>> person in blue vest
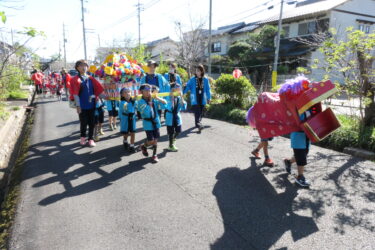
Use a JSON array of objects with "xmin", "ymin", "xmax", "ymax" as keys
[
  {"xmin": 137, "ymin": 84, "xmax": 167, "ymax": 163},
  {"xmin": 183, "ymin": 64, "xmax": 211, "ymax": 133},
  {"xmin": 164, "ymin": 62, "xmax": 182, "ymax": 85},
  {"xmin": 283, "ymin": 111, "xmax": 312, "ymax": 188},
  {"xmin": 119, "ymin": 87, "xmax": 137, "ymax": 153},
  {"xmin": 140, "ymin": 60, "xmax": 169, "ymax": 120},
  {"xmin": 165, "ymin": 83, "xmax": 187, "ymax": 152}
]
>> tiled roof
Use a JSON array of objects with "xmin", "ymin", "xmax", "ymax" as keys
[
  {"xmin": 146, "ymin": 37, "xmax": 173, "ymax": 47},
  {"xmin": 260, "ymin": 0, "xmax": 349, "ymax": 24},
  {"xmin": 232, "ymin": 23, "xmax": 260, "ymax": 34},
  {"xmin": 210, "ymin": 22, "xmax": 246, "ymax": 36}
]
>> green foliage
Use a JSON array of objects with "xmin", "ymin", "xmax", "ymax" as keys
[
  {"xmin": 318, "ymin": 115, "xmax": 375, "ymax": 152},
  {"xmin": 215, "ymin": 74, "xmax": 257, "ymax": 109},
  {"xmin": 296, "ymin": 67, "xmax": 310, "ymax": 74},
  {"xmin": 211, "ymin": 55, "xmax": 234, "ymax": 74},
  {"xmin": 156, "ymin": 61, "xmax": 189, "ymax": 83},
  {"xmin": 0, "ymin": 104, "xmax": 9, "ymax": 120},
  {"xmin": 18, "ymin": 27, "xmax": 45, "ymax": 38},
  {"xmin": 0, "ymin": 11, "xmax": 6, "ymax": 23},
  {"xmin": 8, "ymin": 90, "xmax": 28, "ymax": 99},
  {"xmin": 128, "ymin": 44, "xmax": 150, "ymax": 64},
  {"xmin": 0, "ymin": 65, "xmax": 28, "ymax": 100},
  {"xmin": 317, "ymin": 28, "xmax": 375, "ymax": 126},
  {"xmin": 206, "ymin": 103, "xmax": 247, "ymax": 125},
  {"xmin": 11, "ymin": 106, "xmax": 20, "ymax": 111},
  {"xmin": 277, "ymin": 65, "xmax": 289, "ymax": 74},
  {"xmin": 227, "ymin": 41, "xmax": 251, "ymax": 60},
  {"xmin": 247, "ymin": 25, "xmax": 279, "ymax": 53}
]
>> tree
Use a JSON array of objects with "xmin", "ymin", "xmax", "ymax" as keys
[
  {"xmin": 314, "ymin": 27, "xmax": 375, "ymax": 126},
  {"xmin": 175, "ymin": 17, "xmax": 207, "ymax": 77}
]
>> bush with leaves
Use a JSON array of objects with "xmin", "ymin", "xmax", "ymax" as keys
[
  {"xmin": 215, "ymin": 74, "xmax": 256, "ymax": 109},
  {"xmin": 156, "ymin": 63, "xmax": 189, "ymax": 83}
]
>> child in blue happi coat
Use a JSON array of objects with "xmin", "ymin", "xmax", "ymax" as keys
[
  {"xmin": 93, "ymin": 97, "xmax": 105, "ymax": 142},
  {"xmin": 106, "ymin": 99, "xmax": 119, "ymax": 130},
  {"xmin": 119, "ymin": 88, "xmax": 137, "ymax": 153},
  {"xmin": 165, "ymin": 83, "xmax": 186, "ymax": 152},
  {"xmin": 137, "ymin": 84, "xmax": 167, "ymax": 163}
]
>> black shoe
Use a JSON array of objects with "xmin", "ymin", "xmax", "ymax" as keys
[
  {"xmin": 284, "ymin": 159, "xmax": 291, "ymax": 174},
  {"xmin": 295, "ymin": 175, "xmax": 310, "ymax": 188},
  {"xmin": 123, "ymin": 141, "xmax": 129, "ymax": 150},
  {"xmin": 129, "ymin": 146, "xmax": 135, "ymax": 153},
  {"xmin": 141, "ymin": 145, "xmax": 149, "ymax": 157},
  {"xmin": 197, "ymin": 126, "xmax": 202, "ymax": 134}
]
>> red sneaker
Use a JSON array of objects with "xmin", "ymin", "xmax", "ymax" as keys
[
  {"xmin": 251, "ymin": 150, "xmax": 261, "ymax": 159},
  {"xmin": 263, "ymin": 158, "xmax": 274, "ymax": 167}
]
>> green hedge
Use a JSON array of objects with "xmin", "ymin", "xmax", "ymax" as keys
[
  {"xmin": 206, "ymin": 103, "xmax": 247, "ymax": 125},
  {"xmin": 215, "ymin": 74, "xmax": 257, "ymax": 109},
  {"xmin": 317, "ymin": 115, "xmax": 375, "ymax": 152}
]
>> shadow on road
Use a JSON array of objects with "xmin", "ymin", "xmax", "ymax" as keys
[{"xmin": 210, "ymin": 158, "xmax": 319, "ymax": 249}]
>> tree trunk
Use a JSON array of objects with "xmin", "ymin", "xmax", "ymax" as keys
[{"xmin": 357, "ymin": 51, "xmax": 374, "ymax": 126}]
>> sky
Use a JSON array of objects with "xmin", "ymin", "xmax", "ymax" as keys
[{"xmin": 0, "ymin": 0, "xmax": 292, "ymax": 63}]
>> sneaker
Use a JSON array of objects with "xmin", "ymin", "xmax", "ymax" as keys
[
  {"xmin": 123, "ymin": 141, "xmax": 129, "ymax": 150},
  {"xmin": 80, "ymin": 137, "xmax": 87, "ymax": 146},
  {"xmin": 129, "ymin": 146, "xmax": 135, "ymax": 153},
  {"xmin": 251, "ymin": 150, "xmax": 261, "ymax": 159},
  {"xmin": 141, "ymin": 145, "xmax": 149, "ymax": 157},
  {"xmin": 152, "ymin": 155, "xmax": 159, "ymax": 163},
  {"xmin": 263, "ymin": 158, "xmax": 274, "ymax": 167},
  {"xmin": 114, "ymin": 124, "xmax": 117, "ymax": 129},
  {"xmin": 88, "ymin": 140, "xmax": 96, "ymax": 147},
  {"xmin": 284, "ymin": 159, "xmax": 292, "ymax": 174},
  {"xmin": 167, "ymin": 145, "xmax": 178, "ymax": 152},
  {"xmin": 94, "ymin": 135, "xmax": 100, "ymax": 142},
  {"xmin": 110, "ymin": 124, "xmax": 114, "ymax": 131},
  {"xmin": 295, "ymin": 175, "xmax": 310, "ymax": 188},
  {"xmin": 99, "ymin": 129, "xmax": 105, "ymax": 135},
  {"xmin": 197, "ymin": 127, "xmax": 202, "ymax": 134}
]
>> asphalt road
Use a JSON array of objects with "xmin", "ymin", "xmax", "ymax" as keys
[{"xmin": 9, "ymin": 97, "xmax": 375, "ymax": 250}]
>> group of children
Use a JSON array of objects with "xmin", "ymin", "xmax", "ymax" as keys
[
  {"xmin": 91, "ymin": 82, "xmax": 186, "ymax": 163},
  {"xmin": 31, "ymin": 70, "xmax": 66, "ymax": 100}
]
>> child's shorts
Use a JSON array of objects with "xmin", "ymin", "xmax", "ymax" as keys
[
  {"xmin": 95, "ymin": 110, "xmax": 104, "ymax": 124},
  {"xmin": 108, "ymin": 110, "xmax": 118, "ymax": 117},
  {"xmin": 167, "ymin": 125, "xmax": 181, "ymax": 135},
  {"xmin": 261, "ymin": 137, "xmax": 274, "ymax": 142},
  {"xmin": 145, "ymin": 129, "xmax": 160, "ymax": 141},
  {"xmin": 293, "ymin": 148, "xmax": 309, "ymax": 166}
]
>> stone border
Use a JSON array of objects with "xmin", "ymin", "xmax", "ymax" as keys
[
  {"xmin": 0, "ymin": 91, "xmax": 35, "ymax": 201},
  {"xmin": 344, "ymin": 147, "xmax": 375, "ymax": 161}
]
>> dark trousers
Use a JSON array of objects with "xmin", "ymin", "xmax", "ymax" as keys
[
  {"xmin": 192, "ymin": 105, "xmax": 204, "ymax": 128},
  {"xmin": 79, "ymin": 109, "xmax": 95, "ymax": 140},
  {"xmin": 36, "ymin": 84, "xmax": 42, "ymax": 94}
]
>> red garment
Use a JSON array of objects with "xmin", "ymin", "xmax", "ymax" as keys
[
  {"xmin": 64, "ymin": 74, "xmax": 72, "ymax": 89},
  {"xmin": 31, "ymin": 72, "xmax": 43, "ymax": 85},
  {"xmin": 71, "ymin": 75, "xmax": 104, "ymax": 97},
  {"xmin": 252, "ymin": 92, "xmax": 300, "ymax": 139}
]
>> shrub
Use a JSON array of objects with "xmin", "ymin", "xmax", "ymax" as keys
[
  {"xmin": 156, "ymin": 63, "xmax": 189, "ymax": 83},
  {"xmin": 7, "ymin": 90, "xmax": 28, "ymax": 99},
  {"xmin": 215, "ymin": 74, "xmax": 257, "ymax": 109},
  {"xmin": 277, "ymin": 65, "xmax": 289, "ymax": 74},
  {"xmin": 206, "ymin": 103, "xmax": 247, "ymax": 125},
  {"xmin": 317, "ymin": 115, "xmax": 375, "ymax": 152}
]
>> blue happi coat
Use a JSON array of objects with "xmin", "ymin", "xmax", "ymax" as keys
[
  {"xmin": 119, "ymin": 99, "xmax": 137, "ymax": 133},
  {"xmin": 137, "ymin": 98, "xmax": 166, "ymax": 131},
  {"xmin": 165, "ymin": 96, "xmax": 187, "ymax": 127},
  {"xmin": 183, "ymin": 76, "xmax": 211, "ymax": 105}
]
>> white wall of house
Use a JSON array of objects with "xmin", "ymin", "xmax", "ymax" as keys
[
  {"xmin": 148, "ymin": 40, "xmax": 178, "ymax": 61},
  {"xmin": 204, "ymin": 35, "xmax": 231, "ymax": 57}
]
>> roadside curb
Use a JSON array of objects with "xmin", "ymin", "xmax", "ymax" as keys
[
  {"xmin": 344, "ymin": 147, "xmax": 375, "ymax": 161},
  {"xmin": 0, "ymin": 91, "xmax": 35, "ymax": 202}
]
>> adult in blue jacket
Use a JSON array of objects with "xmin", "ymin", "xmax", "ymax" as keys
[
  {"xmin": 164, "ymin": 62, "xmax": 182, "ymax": 85},
  {"xmin": 183, "ymin": 64, "xmax": 211, "ymax": 133}
]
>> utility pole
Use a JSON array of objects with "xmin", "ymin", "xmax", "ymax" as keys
[
  {"xmin": 272, "ymin": 0, "xmax": 284, "ymax": 88},
  {"xmin": 80, "ymin": 0, "xmax": 88, "ymax": 61},
  {"xmin": 63, "ymin": 23, "xmax": 67, "ymax": 68},
  {"xmin": 137, "ymin": 0, "xmax": 141, "ymax": 48},
  {"xmin": 10, "ymin": 28, "xmax": 14, "ymax": 46},
  {"xmin": 98, "ymin": 34, "xmax": 101, "ymax": 47},
  {"xmin": 208, "ymin": 0, "xmax": 212, "ymax": 75}
]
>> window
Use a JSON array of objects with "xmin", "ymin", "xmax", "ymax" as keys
[
  {"xmin": 359, "ymin": 24, "xmax": 365, "ymax": 32},
  {"xmin": 212, "ymin": 42, "xmax": 221, "ymax": 53},
  {"xmin": 298, "ymin": 23, "xmax": 308, "ymax": 35},
  {"xmin": 282, "ymin": 26, "xmax": 290, "ymax": 38},
  {"xmin": 298, "ymin": 19, "xmax": 329, "ymax": 36},
  {"xmin": 365, "ymin": 25, "xmax": 371, "ymax": 34}
]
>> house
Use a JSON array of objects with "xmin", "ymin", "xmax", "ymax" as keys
[
  {"xmin": 258, "ymin": 0, "xmax": 375, "ymax": 82},
  {"xmin": 145, "ymin": 36, "xmax": 178, "ymax": 63}
]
